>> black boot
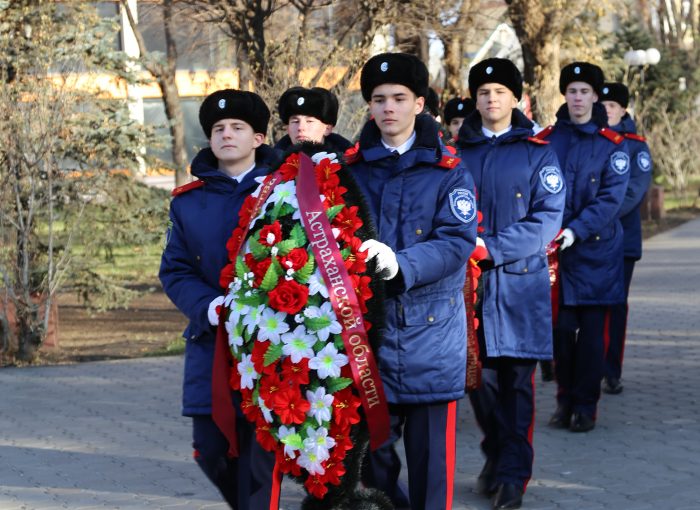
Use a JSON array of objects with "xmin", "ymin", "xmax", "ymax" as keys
[{"xmin": 492, "ymin": 482, "xmax": 523, "ymax": 509}]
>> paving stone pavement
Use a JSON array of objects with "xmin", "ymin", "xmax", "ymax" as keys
[{"xmin": 2, "ymin": 217, "xmax": 700, "ymax": 510}]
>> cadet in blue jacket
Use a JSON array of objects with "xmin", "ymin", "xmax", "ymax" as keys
[
  {"xmin": 350, "ymin": 52, "xmax": 477, "ymax": 510},
  {"xmin": 274, "ymin": 86, "xmax": 352, "ymax": 155},
  {"xmin": 456, "ymin": 58, "xmax": 565, "ymax": 510},
  {"xmin": 539, "ymin": 63, "xmax": 631, "ymax": 433},
  {"xmin": 159, "ymin": 89, "xmax": 279, "ymax": 509},
  {"xmin": 600, "ymin": 82, "xmax": 653, "ymax": 395}
]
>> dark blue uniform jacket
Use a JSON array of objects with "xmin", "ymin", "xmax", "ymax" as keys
[
  {"xmin": 348, "ymin": 114, "xmax": 477, "ymax": 404},
  {"xmin": 159, "ymin": 145, "xmax": 277, "ymax": 416},
  {"xmin": 543, "ymin": 103, "xmax": 630, "ymax": 306},
  {"xmin": 610, "ymin": 114, "xmax": 653, "ymax": 260},
  {"xmin": 456, "ymin": 109, "xmax": 565, "ymax": 359}
]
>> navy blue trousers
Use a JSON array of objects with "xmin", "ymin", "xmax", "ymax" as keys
[
  {"xmin": 605, "ymin": 258, "xmax": 636, "ymax": 380},
  {"xmin": 192, "ymin": 415, "xmax": 278, "ymax": 510},
  {"xmin": 469, "ymin": 358, "xmax": 536, "ymax": 490},
  {"xmin": 553, "ymin": 305, "xmax": 607, "ymax": 418},
  {"xmin": 362, "ymin": 401, "xmax": 458, "ymax": 510}
]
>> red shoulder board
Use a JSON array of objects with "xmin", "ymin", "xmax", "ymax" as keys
[
  {"xmin": 533, "ymin": 125, "xmax": 554, "ymax": 140},
  {"xmin": 598, "ymin": 127, "xmax": 624, "ymax": 145},
  {"xmin": 528, "ymin": 136, "xmax": 549, "ymax": 145},
  {"xmin": 624, "ymin": 133, "xmax": 646, "ymax": 142},
  {"xmin": 445, "ymin": 144, "xmax": 457, "ymax": 155},
  {"xmin": 171, "ymin": 179, "xmax": 204, "ymax": 197},
  {"xmin": 437, "ymin": 154, "xmax": 461, "ymax": 169},
  {"xmin": 343, "ymin": 142, "xmax": 361, "ymax": 165}
]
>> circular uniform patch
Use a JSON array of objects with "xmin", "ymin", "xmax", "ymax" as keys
[
  {"xmin": 380, "ymin": 61, "xmax": 388, "ymax": 72},
  {"xmin": 539, "ymin": 166, "xmax": 563, "ymax": 194},
  {"xmin": 637, "ymin": 151, "xmax": 652, "ymax": 172},
  {"xmin": 610, "ymin": 151, "xmax": 630, "ymax": 175},
  {"xmin": 218, "ymin": 98, "xmax": 226, "ymax": 109},
  {"xmin": 449, "ymin": 188, "xmax": 476, "ymax": 224}
]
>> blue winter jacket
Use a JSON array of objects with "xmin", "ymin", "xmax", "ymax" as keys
[
  {"xmin": 456, "ymin": 109, "xmax": 565, "ymax": 359},
  {"xmin": 543, "ymin": 103, "xmax": 630, "ymax": 306},
  {"xmin": 347, "ymin": 114, "xmax": 477, "ymax": 404},
  {"xmin": 159, "ymin": 145, "xmax": 278, "ymax": 416},
  {"xmin": 610, "ymin": 114, "xmax": 653, "ymax": 260}
]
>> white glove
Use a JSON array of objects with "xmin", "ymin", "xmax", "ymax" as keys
[
  {"xmin": 310, "ymin": 151, "xmax": 338, "ymax": 165},
  {"xmin": 207, "ymin": 295, "xmax": 225, "ymax": 326},
  {"xmin": 360, "ymin": 239, "xmax": 399, "ymax": 280},
  {"xmin": 476, "ymin": 237, "xmax": 492, "ymax": 260},
  {"xmin": 555, "ymin": 228, "xmax": 576, "ymax": 251}
]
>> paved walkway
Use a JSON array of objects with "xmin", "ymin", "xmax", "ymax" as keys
[{"xmin": 2, "ymin": 218, "xmax": 700, "ymax": 510}]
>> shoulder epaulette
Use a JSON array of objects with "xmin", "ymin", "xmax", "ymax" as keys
[
  {"xmin": 343, "ymin": 142, "xmax": 362, "ymax": 165},
  {"xmin": 533, "ymin": 125, "xmax": 554, "ymax": 140},
  {"xmin": 436, "ymin": 153, "xmax": 461, "ymax": 169},
  {"xmin": 624, "ymin": 133, "xmax": 646, "ymax": 142},
  {"xmin": 598, "ymin": 127, "xmax": 624, "ymax": 145},
  {"xmin": 528, "ymin": 136, "xmax": 549, "ymax": 145},
  {"xmin": 171, "ymin": 179, "xmax": 205, "ymax": 197}
]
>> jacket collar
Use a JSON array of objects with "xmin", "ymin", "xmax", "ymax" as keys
[
  {"xmin": 190, "ymin": 145, "xmax": 277, "ymax": 192},
  {"xmin": 358, "ymin": 113, "xmax": 443, "ymax": 164},
  {"xmin": 609, "ymin": 113, "xmax": 637, "ymax": 135},
  {"xmin": 456, "ymin": 108, "xmax": 533, "ymax": 147},
  {"xmin": 555, "ymin": 102, "xmax": 609, "ymax": 134}
]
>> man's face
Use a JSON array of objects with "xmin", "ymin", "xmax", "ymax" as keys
[
  {"xmin": 565, "ymin": 81, "xmax": 598, "ymax": 122},
  {"xmin": 209, "ymin": 119, "xmax": 263, "ymax": 164},
  {"xmin": 475, "ymin": 83, "xmax": 517, "ymax": 128},
  {"xmin": 287, "ymin": 114, "xmax": 332, "ymax": 144},
  {"xmin": 448, "ymin": 117, "xmax": 465, "ymax": 139},
  {"xmin": 602, "ymin": 100, "xmax": 626, "ymax": 127},
  {"xmin": 368, "ymin": 84, "xmax": 424, "ymax": 141}
]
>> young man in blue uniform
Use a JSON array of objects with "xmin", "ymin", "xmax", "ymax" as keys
[
  {"xmin": 159, "ymin": 89, "xmax": 280, "ymax": 509},
  {"xmin": 350, "ymin": 52, "xmax": 477, "ymax": 510},
  {"xmin": 443, "ymin": 96, "xmax": 476, "ymax": 143},
  {"xmin": 456, "ymin": 58, "xmax": 565, "ymax": 510},
  {"xmin": 274, "ymin": 86, "xmax": 352, "ymax": 155},
  {"xmin": 600, "ymin": 82, "xmax": 653, "ymax": 395},
  {"xmin": 539, "ymin": 63, "xmax": 631, "ymax": 433}
]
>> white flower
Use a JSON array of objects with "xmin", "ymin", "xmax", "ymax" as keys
[
  {"xmin": 309, "ymin": 343, "xmax": 348, "ymax": 379},
  {"xmin": 225, "ymin": 316, "xmax": 244, "ymax": 354},
  {"xmin": 307, "ymin": 270, "xmax": 329, "ymax": 298},
  {"xmin": 304, "ymin": 302, "xmax": 342, "ymax": 341},
  {"xmin": 242, "ymin": 304, "xmax": 265, "ymax": 335},
  {"xmin": 257, "ymin": 307, "xmax": 290, "ymax": 344},
  {"xmin": 297, "ymin": 449, "xmax": 325, "ymax": 476},
  {"xmin": 237, "ymin": 353, "xmax": 258, "ymax": 390},
  {"xmin": 302, "ymin": 426, "xmax": 335, "ymax": 462},
  {"xmin": 228, "ymin": 300, "xmax": 251, "ymax": 325},
  {"xmin": 281, "ymin": 325, "xmax": 316, "ymax": 363},
  {"xmin": 306, "ymin": 387, "xmax": 334, "ymax": 425},
  {"xmin": 269, "ymin": 180, "xmax": 298, "ymax": 209},
  {"xmin": 250, "ymin": 176, "xmax": 266, "ymax": 197},
  {"xmin": 258, "ymin": 397, "xmax": 274, "ymax": 423},
  {"xmin": 278, "ymin": 425, "xmax": 298, "ymax": 459}
]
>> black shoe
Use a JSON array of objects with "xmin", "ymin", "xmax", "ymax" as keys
[
  {"xmin": 602, "ymin": 377, "xmax": 623, "ymax": 394},
  {"xmin": 569, "ymin": 412, "xmax": 595, "ymax": 432},
  {"xmin": 476, "ymin": 458, "xmax": 497, "ymax": 496},
  {"xmin": 548, "ymin": 406, "xmax": 571, "ymax": 429},
  {"xmin": 540, "ymin": 360, "xmax": 554, "ymax": 382},
  {"xmin": 492, "ymin": 482, "xmax": 523, "ymax": 509}
]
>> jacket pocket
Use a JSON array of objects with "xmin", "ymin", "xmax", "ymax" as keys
[
  {"xmin": 503, "ymin": 253, "xmax": 547, "ymax": 275},
  {"xmin": 402, "ymin": 296, "xmax": 455, "ymax": 326}
]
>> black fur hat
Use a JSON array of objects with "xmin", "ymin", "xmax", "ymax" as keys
[
  {"xmin": 424, "ymin": 87, "xmax": 440, "ymax": 117},
  {"xmin": 559, "ymin": 62, "xmax": 605, "ymax": 96},
  {"xmin": 277, "ymin": 86, "xmax": 339, "ymax": 125},
  {"xmin": 443, "ymin": 97, "xmax": 476, "ymax": 124},
  {"xmin": 600, "ymin": 82, "xmax": 630, "ymax": 108},
  {"xmin": 360, "ymin": 52, "xmax": 429, "ymax": 102},
  {"xmin": 199, "ymin": 89, "xmax": 270, "ymax": 138},
  {"xmin": 468, "ymin": 58, "xmax": 523, "ymax": 100}
]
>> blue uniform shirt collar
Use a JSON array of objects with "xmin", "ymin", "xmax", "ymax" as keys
[{"xmin": 481, "ymin": 125, "xmax": 512, "ymax": 139}]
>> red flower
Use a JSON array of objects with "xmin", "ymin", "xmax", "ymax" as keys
[
  {"xmin": 259, "ymin": 221, "xmax": 282, "ymax": 247},
  {"xmin": 226, "ymin": 226, "xmax": 246, "ymax": 260},
  {"xmin": 322, "ymin": 185, "xmax": 348, "ymax": 207},
  {"xmin": 343, "ymin": 236, "xmax": 368, "ymax": 274},
  {"xmin": 219, "ymin": 262, "xmax": 235, "ymax": 290},
  {"xmin": 332, "ymin": 387, "xmax": 362, "ymax": 429},
  {"xmin": 258, "ymin": 370, "xmax": 283, "ymax": 402},
  {"xmin": 228, "ymin": 359, "xmax": 240, "ymax": 391},
  {"xmin": 305, "ymin": 475, "xmax": 329, "ymax": 499},
  {"xmin": 280, "ymin": 247, "xmax": 309, "ymax": 271},
  {"xmin": 281, "ymin": 357, "xmax": 310, "ymax": 387},
  {"xmin": 268, "ymin": 279, "xmax": 309, "ymax": 315},
  {"xmin": 320, "ymin": 458, "xmax": 346, "ymax": 486},
  {"xmin": 250, "ymin": 340, "xmax": 270, "ymax": 374},
  {"xmin": 276, "ymin": 449, "xmax": 302, "ymax": 476},
  {"xmin": 315, "ymin": 159, "xmax": 341, "ymax": 188},
  {"xmin": 350, "ymin": 274, "xmax": 373, "ymax": 314},
  {"xmin": 279, "ymin": 153, "xmax": 300, "ymax": 181},
  {"xmin": 238, "ymin": 195, "xmax": 259, "ymax": 228},
  {"xmin": 240, "ymin": 391, "xmax": 263, "ymax": 423},
  {"xmin": 271, "ymin": 387, "xmax": 310, "ymax": 425},
  {"xmin": 332, "ymin": 205, "xmax": 362, "ymax": 244},
  {"xmin": 255, "ymin": 423, "xmax": 278, "ymax": 452},
  {"xmin": 244, "ymin": 253, "xmax": 272, "ymax": 287},
  {"xmin": 330, "ymin": 422, "xmax": 354, "ymax": 452}
]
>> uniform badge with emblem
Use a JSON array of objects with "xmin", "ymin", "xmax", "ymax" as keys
[
  {"xmin": 637, "ymin": 151, "xmax": 652, "ymax": 172},
  {"xmin": 449, "ymin": 188, "xmax": 476, "ymax": 224},
  {"xmin": 539, "ymin": 166, "xmax": 563, "ymax": 194},
  {"xmin": 610, "ymin": 151, "xmax": 630, "ymax": 175}
]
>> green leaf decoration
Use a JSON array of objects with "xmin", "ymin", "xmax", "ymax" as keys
[
  {"xmin": 275, "ymin": 239, "xmax": 297, "ymax": 256},
  {"xmin": 305, "ymin": 315, "xmax": 331, "ymax": 332},
  {"xmin": 326, "ymin": 204, "xmax": 344, "ymax": 222},
  {"xmin": 278, "ymin": 203, "xmax": 296, "ymax": 217},
  {"xmin": 326, "ymin": 377, "xmax": 353, "ymax": 393},
  {"xmin": 289, "ymin": 224, "xmax": 307, "ymax": 246},
  {"xmin": 313, "ymin": 340, "xmax": 326, "ymax": 352},
  {"xmin": 260, "ymin": 262, "xmax": 280, "ymax": 292},
  {"xmin": 264, "ymin": 342, "xmax": 283, "ymax": 366},
  {"xmin": 270, "ymin": 200, "xmax": 284, "ymax": 221},
  {"xmin": 239, "ymin": 292, "xmax": 263, "ymax": 307},
  {"xmin": 281, "ymin": 433, "xmax": 303, "ymax": 450},
  {"xmin": 249, "ymin": 234, "xmax": 270, "ymax": 260},
  {"xmin": 235, "ymin": 256, "xmax": 249, "ymax": 279},
  {"xmin": 340, "ymin": 247, "xmax": 351, "ymax": 260},
  {"xmin": 294, "ymin": 252, "xmax": 315, "ymax": 283}
]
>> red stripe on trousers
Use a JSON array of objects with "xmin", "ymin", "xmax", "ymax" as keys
[
  {"xmin": 603, "ymin": 308, "xmax": 612, "ymax": 357},
  {"xmin": 445, "ymin": 401, "xmax": 457, "ymax": 510},
  {"xmin": 524, "ymin": 369, "xmax": 536, "ymax": 493}
]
